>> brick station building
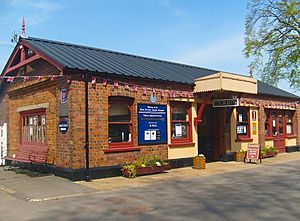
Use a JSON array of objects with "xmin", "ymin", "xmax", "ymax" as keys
[{"xmin": 0, "ymin": 36, "xmax": 299, "ymax": 180}]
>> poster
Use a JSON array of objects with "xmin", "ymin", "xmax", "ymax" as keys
[{"xmin": 138, "ymin": 104, "xmax": 167, "ymax": 144}]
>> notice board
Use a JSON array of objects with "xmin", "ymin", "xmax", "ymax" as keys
[
  {"xmin": 138, "ymin": 104, "xmax": 167, "ymax": 145},
  {"xmin": 246, "ymin": 143, "xmax": 261, "ymax": 163}
]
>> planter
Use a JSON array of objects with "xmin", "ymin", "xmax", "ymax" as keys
[
  {"xmin": 122, "ymin": 165, "xmax": 171, "ymax": 177},
  {"xmin": 262, "ymin": 152, "xmax": 277, "ymax": 158},
  {"xmin": 193, "ymin": 157, "xmax": 206, "ymax": 169},
  {"xmin": 235, "ymin": 151, "xmax": 246, "ymax": 162},
  {"xmin": 285, "ymin": 146, "xmax": 298, "ymax": 153}
]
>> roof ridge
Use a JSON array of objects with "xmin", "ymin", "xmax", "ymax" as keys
[{"xmin": 24, "ymin": 36, "xmax": 220, "ymax": 73}]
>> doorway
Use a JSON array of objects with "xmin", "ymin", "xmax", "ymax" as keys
[
  {"xmin": 270, "ymin": 111, "xmax": 285, "ymax": 152},
  {"xmin": 197, "ymin": 106, "xmax": 223, "ymax": 162}
]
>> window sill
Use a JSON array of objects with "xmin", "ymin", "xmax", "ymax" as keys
[
  {"xmin": 103, "ymin": 147, "xmax": 141, "ymax": 153},
  {"xmin": 265, "ymin": 137, "xmax": 274, "ymax": 141},
  {"xmin": 286, "ymin": 135, "xmax": 297, "ymax": 139},
  {"xmin": 169, "ymin": 142, "xmax": 195, "ymax": 148},
  {"xmin": 235, "ymin": 138, "xmax": 253, "ymax": 142}
]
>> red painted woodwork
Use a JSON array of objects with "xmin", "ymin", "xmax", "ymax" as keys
[
  {"xmin": 170, "ymin": 102, "xmax": 193, "ymax": 144},
  {"xmin": 272, "ymin": 111, "xmax": 285, "ymax": 152},
  {"xmin": 4, "ymin": 54, "xmax": 41, "ymax": 75},
  {"xmin": 108, "ymin": 96, "xmax": 134, "ymax": 149},
  {"xmin": 194, "ymin": 93, "xmax": 213, "ymax": 125}
]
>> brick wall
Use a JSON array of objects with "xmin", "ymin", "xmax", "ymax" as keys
[
  {"xmin": 4, "ymin": 60, "xmax": 60, "ymax": 164},
  {"xmin": 65, "ymin": 75, "xmax": 193, "ymax": 169}
]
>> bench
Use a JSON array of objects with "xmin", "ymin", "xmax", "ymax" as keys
[{"xmin": 5, "ymin": 147, "xmax": 48, "ymax": 171}]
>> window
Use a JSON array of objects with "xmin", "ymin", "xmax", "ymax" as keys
[
  {"xmin": 171, "ymin": 102, "xmax": 192, "ymax": 143},
  {"xmin": 21, "ymin": 109, "xmax": 46, "ymax": 145},
  {"xmin": 108, "ymin": 97, "xmax": 133, "ymax": 147},
  {"xmin": 236, "ymin": 107, "xmax": 250, "ymax": 138},
  {"xmin": 286, "ymin": 111, "xmax": 294, "ymax": 135}
]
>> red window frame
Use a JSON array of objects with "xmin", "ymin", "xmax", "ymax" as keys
[
  {"xmin": 285, "ymin": 111, "xmax": 294, "ymax": 135},
  {"xmin": 20, "ymin": 108, "xmax": 46, "ymax": 148},
  {"xmin": 170, "ymin": 102, "xmax": 193, "ymax": 144},
  {"xmin": 236, "ymin": 107, "xmax": 250, "ymax": 139},
  {"xmin": 108, "ymin": 96, "xmax": 134, "ymax": 149}
]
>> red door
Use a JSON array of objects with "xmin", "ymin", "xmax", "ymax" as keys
[{"xmin": 272, "ymin": 111, "xmax": 285, "ymax": 152}]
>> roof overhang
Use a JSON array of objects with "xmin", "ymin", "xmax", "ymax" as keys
[{"xmin": 194, "ymin": 72, "xmax": 257, "ymax": 94}]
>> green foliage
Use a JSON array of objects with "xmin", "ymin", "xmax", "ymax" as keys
[
  {"xmin": 121, "ymin": 155, "xmax": 168, "ymax": 178},
  {"xmin": 261, "ymin": 146, "xmax": 278, "ymax": 157},
  {"xmin": 244, "ymin": 0, "xmax": 300, "ymax": 91}
]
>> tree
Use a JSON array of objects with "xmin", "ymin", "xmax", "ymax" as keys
[{"xmin": 244, "ymin": 0, "xmax": 300, "ymax": 91}]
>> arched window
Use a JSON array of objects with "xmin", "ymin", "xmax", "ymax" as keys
[
  {"xmin": 108, "ymin": 97, "xmax": 133, "ymax": 147},
  {"xmin": 170, "ymin": 102, "xmax": 192, "ymax": 143}
]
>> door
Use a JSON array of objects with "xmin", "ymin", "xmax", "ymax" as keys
[
  {"xmin": 271, "ymin": 112, "xmax": 285, "ymax": 152},
  {"xmin": 0, "ymin": 123, "xmax": 7, "ymax": 165}
]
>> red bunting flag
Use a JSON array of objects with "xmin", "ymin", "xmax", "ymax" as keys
[
  {"xmin": 188, "ymin": 92, "xmax": 194, "ymax": 98},
  {"xmin": 124, "ymin": 83, "xmax": 129, "ymax": 90},
  {"xmin": 114, "ymin": 81, "xmax": 119, "ymax": 88},
  {"xmin": 23, "ymin": 76, "xmax": 29, "ymax": 82},
  {"xmin": 50, "ymin": 75, "xmax": 57, "ymax": 81},
  {"xmin": 91, "ymin": 76, "xmax": 96, "ymax": 84},
  {"xmin": 133, "ymin": 85, "xmax": 138, "ymax": 92},
  {"xmin": 7, "ymin": 77, "xmax": 14, "ymax": 83},
  {"xmin": 102, "ymin": 79, "xmax": 107, "ymax": 86},
  {"xmin": 142, "ymin": 87, "xmax": 147, "ymax": 95},
  {"xmin": 161, "ymin": 90, "xmax": 165, "ymax": 97},
  {"xmin": 67, "ymin": 76, "xmax": 72, "ymax": 84},
  {"xmin": 36, "ymin": 76, "xmax": 42, "ymax": 81}
]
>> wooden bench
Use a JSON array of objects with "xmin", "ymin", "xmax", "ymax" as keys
[{"xmin": 5, "ymin": 147, "xmax": 48, "ymax": 171}]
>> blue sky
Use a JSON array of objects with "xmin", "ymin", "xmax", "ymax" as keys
[{"xmin": 0, "ymin": 0, "xmax": 299, "ymax": 96}]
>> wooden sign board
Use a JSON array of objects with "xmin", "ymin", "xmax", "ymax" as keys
[{"xmin": 246, "ymin": 143, "xmax": 261, "ymax": 163}]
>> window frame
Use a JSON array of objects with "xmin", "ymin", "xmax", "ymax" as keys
[
  {"xmin": 285, "ymin": 111, "xmax": 294, "ymax": 136},
  {"xmin": 20, "ymin": 108, "xmax": 46, "ymax": 148},
  {"xmin": 170, "ymin": 102, "xmax": 193, "ymax": 144},
  {"xmin": 236, "ymin": 107, "xmax": 250, "ymax": 139},
  {"xmin": 108, "ymin": 96, "xmax": 134, "ymax": 149}
]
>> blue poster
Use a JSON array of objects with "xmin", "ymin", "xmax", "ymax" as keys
[{"xmin": 138, "ymin": 104, "xmax": 167, "ymax": 145}]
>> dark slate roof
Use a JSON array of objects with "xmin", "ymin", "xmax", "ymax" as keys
[
  {"xmin": 22, "ymin": 37, "xmax": 219, "ymax": 84},
  {"xmin": 257, "ymin": 81, "xmax": 299, "ymax": 99},
  {"xmin": 22, "ymin": 36, "xmax": 299, "ymax": 99}
]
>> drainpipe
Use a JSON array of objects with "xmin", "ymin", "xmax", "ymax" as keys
[{"xmin": 85, "ymin": 73, "xmax": 91, "ymax": 181}]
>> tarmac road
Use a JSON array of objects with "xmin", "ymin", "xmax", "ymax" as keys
[{"xmin": 1, "ymin": 155, "xmax": 300, "ymax": 221}]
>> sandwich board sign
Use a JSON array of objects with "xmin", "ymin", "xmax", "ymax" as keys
[{"xmin": 246, "ymin": 143, "xmax": 261, "ymax": 163}]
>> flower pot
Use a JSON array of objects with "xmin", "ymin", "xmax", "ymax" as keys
[
  {"xmin": 193, "ymin": 157, "xmax": 206, "ymax": 169},
  {"xmin": 262, "ymin": 152, "xmax": 277, "ymax": 158},
  {"xmin": 122, "ymin": 165, "xmax": 171, "ymax": 178},
  {"xmin": 235, "ymin": 151, "xmax": 246, "ymax": 162}
]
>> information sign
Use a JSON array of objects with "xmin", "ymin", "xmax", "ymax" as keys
[
  {"xmin": 58, "ymin": 117, "xmax": 69, "ymax": 134},
  {"xmin": 246, "ymin": 143, "xmax": 261, "ymax": 163},
  {"xmin": 138, "ymin": 104, "xmax": 167, "ymax": 144}
]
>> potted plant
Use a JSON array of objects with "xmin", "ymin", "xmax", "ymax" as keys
[
  {"xmin": 121, "ymin": 156, "xmax": 170, "ymax": 178},
  {"xmin": 235, "ymin": 150, "xmax": 246, "ymax": 162},
  {"xmin": 261, "ymin": 146, "xmax": 278, "ymax": 158},
  {"xmin": 193, "ymin": 154, "xmax": 206, "ymax": 169}
]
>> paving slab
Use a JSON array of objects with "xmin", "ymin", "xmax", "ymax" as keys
[
  {"xmin": 77, "ymin": 152, "xmax": 300, "ymax": 191},
  {"xmin": 0, "ymin": 167, "xmax": 96, "ymax": 201}
]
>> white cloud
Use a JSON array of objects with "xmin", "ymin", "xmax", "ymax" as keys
[
  {"xmin": 5, "ymin": 0, "xmax": 62, "ymax": 26},
  {"xmin": 157, "ymin": 0, "xmax": 189, "ymax": 18},
  {"xmin": 175, "ymin": 34, "xmax": 245, "ymax": 66}
]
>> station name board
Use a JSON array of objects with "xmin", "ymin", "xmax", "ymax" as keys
[{"xmin": 213, "ymin": 99, "xmax": 239, "ymax": 108}]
